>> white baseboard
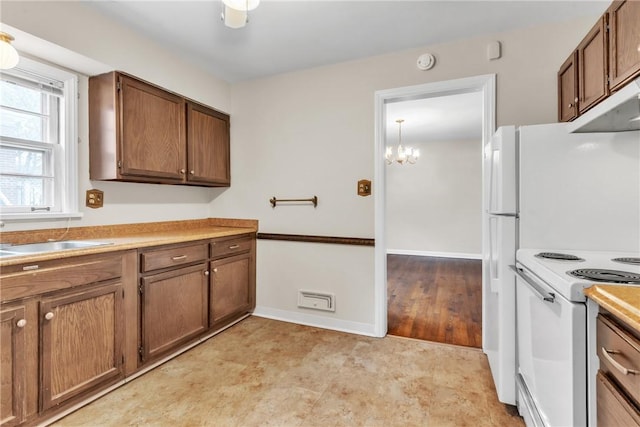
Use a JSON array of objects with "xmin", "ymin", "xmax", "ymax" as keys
[
  {"xmin": 252, "ymin": 306, "xmax": 379, "ymax": 337},
  {"xmin": 386, "ymin": 249, "xmax": 482, "ymax": 260}
]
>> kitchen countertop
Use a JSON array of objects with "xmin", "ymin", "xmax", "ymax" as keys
[
  {"xmin": 585, "ymin": 285, "xmax": 640, "ymax": 332},
  {"xmin": 0, "ymin": 218, "xmax": 257, "ymax": 267}
]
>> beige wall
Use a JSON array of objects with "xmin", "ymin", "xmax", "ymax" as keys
[
  {"xmin": 0, "ymin": 2, "xmax": 599, "ymax": 333},
  {"xmin": 212, "ymin": 17, "xmax": 597, "ymax": 333},
  {"xmin": 386, "ymin": 139, "xmax": 483, "ymax": 257},
  {"xmin": 1, "ymin": 1, "xmax": 230, "ymax": 232}
]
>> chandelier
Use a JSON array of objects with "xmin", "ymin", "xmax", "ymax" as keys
[
  {"xmin": 385, "ymin": 119, "xmax": 419, "ymax": 165},
  {"xmin": 221, "ymin": 0, "xmax": 260, "ymax": 29}
]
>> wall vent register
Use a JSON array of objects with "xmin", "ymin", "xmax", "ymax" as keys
[{"xmin": 298, "ymin": 290, "xmax": 335, "ymax": 312}]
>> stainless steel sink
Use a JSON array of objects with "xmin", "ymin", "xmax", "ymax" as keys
[{"xmin": 0, "ymin": 240, "xmax": 113, "ymax": 257}]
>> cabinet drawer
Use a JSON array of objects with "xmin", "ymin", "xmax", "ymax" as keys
[
  {"xmin": 597, "ymin": 315, "xmax": 640, "ymax": 403},
  {"xmin": 211, "ymin": 236, "xmax": 252, "ymax": 259},
  {"xmin": 597, "ymin": 372, "xmax": 640, "ymax": 427},
  {"xmin": 140, "ymin": 242, "xmax": 208, "ymax": 273},
  {"xmin": 0, "ymin": 254, "xmax": 123, "ymax": 302}
]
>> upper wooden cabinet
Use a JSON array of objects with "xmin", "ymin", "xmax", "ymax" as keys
[
  {"xmin": 577, "ymin": 16, "xmax": 609, "ymax": 114},
  {"xmin": 608, "ymin": 0, "xmax": 640, "ymax": 91},
  {"xmin": 558, "ymin": 0, "xmax": 640, "ymax": 122},
  {"xmin": 558, "ymin": 52, "xmax": 579, "ymax": 122},
  {"xmin": 89, "ymin": 72, "xmax": 230, "ymax": 187},
  {"xmin": 187, "ymin": 103, "xmax": 230, "ymax": 186}
]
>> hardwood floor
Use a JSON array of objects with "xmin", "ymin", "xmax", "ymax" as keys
[{"xmin": 387, "ymin": 254, "xmax": 483, "ymax": 348}]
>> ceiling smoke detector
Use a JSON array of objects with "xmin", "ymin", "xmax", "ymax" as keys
[{"xmin": 417, "ymin": 53, "xmax": 436, "ymax": 71}]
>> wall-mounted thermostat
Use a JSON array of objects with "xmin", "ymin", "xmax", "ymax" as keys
[{"xmin": 417, "ymin": 53, "xmax": 436, "ymax": 71}]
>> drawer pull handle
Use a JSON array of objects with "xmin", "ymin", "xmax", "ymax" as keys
[
  {"xmin": 44, "ymin": 312, "xmax": 55, "ymax": 321},
  {"xmin": 23, "ymin": 265, "xmax": 39, "ymax": 271},
  {"xmin": 16, "ymin": 319, "xmax": 27, "ymax": 328},
  {"xmin": 601, "ymin": 347, "xmax": 639, "ymax": 375},
  {"xmin": 229, "ymin": 245, "xmax": 240, "ymax": 249},
  {"xmin": 171, "ymin": 255, "xmax": 188, "ymax": 261}
]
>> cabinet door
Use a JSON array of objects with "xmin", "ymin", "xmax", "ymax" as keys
[
  {"xmin": 609, "ymin": 0, "xmax": 640, "ymax": 91},
  {"xmin": 578, "ymin": 16, "xmax": 609, "ymax": 114},
  {"xmin": 210, "ymin": 253, "xmax": 252, "ymax": 329},
  {"xmin": 140, "ymin": 263, "xmax": 209, "ymax": 363},
  {"xmin": 0, "ymin": 306, "xmax": 26, "ymax": 427},
  {"xmin": 40, "ymin": 283, "xmax": 124, "ymax": 411},
  {"xmin": 558, "ymin": 52, "xmax": 579, "ymax": 122},
  {"xmin": 187, "ymin": 102, "xmax": 230, "ymax": 186},
  {"xmin": 119, "ymin": 75, "xmax": 186, "ymax": 181}
]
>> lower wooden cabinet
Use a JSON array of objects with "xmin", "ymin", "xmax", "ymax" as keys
[
  {"xmin": 0, "ymin": 252, "xmax": 133, "ymax": 427},
  {"xmin": 597, "ymin": 372, "xmax": 640, "ymax": 426},
  {"xmin": 596, "ymin": 313, "xmax": 640, "ymax": 426},
  {"xmin": 210, "ymin": 253, "xmax": 252, "ymax": 329},
  {"xmin": 140, "ymin": 263, "xmax": 209, "ymax": 363},
  {"xmin": 0, "ymin": 305, "xmax": 27, "ymax": 427},
  {"xmin": 39, "ymin": 282, "xmax": 124, "ymax": 411},
  {"xmin": 0, "ymin": 232, "xmax": 256, "ymax": 426}
]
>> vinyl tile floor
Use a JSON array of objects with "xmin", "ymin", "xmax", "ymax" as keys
[{"xmin": 52, "ymin": 316, "xmax": 524, "ymax": 427}]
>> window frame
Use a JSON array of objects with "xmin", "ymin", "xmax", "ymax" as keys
[{"xmin": 0, "ymin": 56, "xmax": 80, "ymax": 221}]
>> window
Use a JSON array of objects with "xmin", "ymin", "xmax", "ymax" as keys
[{"xmin": 0, "ymin": 57, "xmax": 79, "ymax": 220}]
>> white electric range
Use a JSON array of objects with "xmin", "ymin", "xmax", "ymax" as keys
[{"xmin": 513, "ymin": 249, "xmax": 640, "ymax": 427}]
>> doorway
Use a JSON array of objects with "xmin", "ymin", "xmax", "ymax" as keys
[{"xmin": 372, "ymin": 75, "xmax": 496, "ymax": 346}]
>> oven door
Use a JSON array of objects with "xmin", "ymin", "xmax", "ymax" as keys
[{"xmin": 513, "ymin": 264, "xmax": 587, "ymax": 427}]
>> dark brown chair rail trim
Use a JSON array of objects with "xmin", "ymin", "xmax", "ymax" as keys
[{"xmin": 256, "ymin": 233, "xmax": 374, "ymax": 246}]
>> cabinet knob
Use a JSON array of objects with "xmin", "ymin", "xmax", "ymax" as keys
[
  {"xmin": 213, "ymin": 268, "xmax": 218, "ymax": 273},
  {"xmin": 180, "ymin": 169, "xmax": 186, "ymax": 174},
  {"xmin": 16, "ymin": 319, "xmax": 27, "ymax": 328},
  {"xmin": 190, "ymin": 170, "xmax": 195, "ymax": 175},
  {"xmin": 44, "ymin": 312, "xmax": 54, "ymax": 321},
  {"xmin": 204, "ymin": 270, "xmax": 210, "ymax": 276},
  {"xmin": 568, "ymin": 103, "xmax": 574, "ymax": 108}
]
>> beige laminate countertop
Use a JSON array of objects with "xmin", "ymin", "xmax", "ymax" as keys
[
  {"xmin": 585, "ymin": 284, "xmax": 640, "ymax": 333},
  {"xmin": 0, "ymin": 219, "xmax": 256, "ymax": 268}
]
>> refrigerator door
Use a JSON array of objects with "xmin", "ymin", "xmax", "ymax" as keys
[
  {"xmin": 483, "ymin": 214, "xmax": 517, "ymax": 405},
  {"xmin": 483, "ymin": 125, "xmax": 518, "ymax": 405},
  {"xmin": 487, "ymin": 125, "xmax": 517, "ymax": 215}
]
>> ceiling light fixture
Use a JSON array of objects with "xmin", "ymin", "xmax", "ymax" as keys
[
  {"xmin": 386, "ymin": 119, "xmax": 419, "ymax": 165},
  {"xmin": 221, "ymin": 0, "xmax": 260, "ymax": 29},
  {"xmin": 0, "ymin": 32, "xmax": 19, "ymax": 70}
]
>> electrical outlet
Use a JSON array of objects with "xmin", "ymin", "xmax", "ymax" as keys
[
  {"xmin": 86, "ymin": 189, "xmax": 104, "ymax": 208},
  {"xmin": 358, "ymin": 179, "xmax": 371, "ymax": 196}
]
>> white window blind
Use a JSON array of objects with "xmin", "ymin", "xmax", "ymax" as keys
[{"xmin": 0, "ymin": 57, "xmax": 79, "ymax": 219}]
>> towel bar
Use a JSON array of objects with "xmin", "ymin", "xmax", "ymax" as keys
[{"xmin": 269, "ymin": 196, "xmax": 318, "ymax": 208}]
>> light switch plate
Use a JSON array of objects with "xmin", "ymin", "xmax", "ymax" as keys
[{"xmin": 86, "ymin": 189, "xmax": 104, "ymax": 208}]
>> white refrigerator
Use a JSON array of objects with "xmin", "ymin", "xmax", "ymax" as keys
[
  {"xmin": 482, "ymin": 125, "xmax": 517, "ymax": 405},
  {"xmin": 483, "ymin": 122, "xmax": 640, "ymax": 408}
]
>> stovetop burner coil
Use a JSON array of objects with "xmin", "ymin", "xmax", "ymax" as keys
[
  {"xmin": 535, "ymin": 252, "xmax": 584, "ymax": 261},
  {"xmin": 612, "ymin": 257, "xmax": 640, "ymax": 266},
  {"xmin": 568, "ymin": 268, "xmax": 640, "ymax": 284}
]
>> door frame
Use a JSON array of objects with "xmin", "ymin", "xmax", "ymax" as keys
[{"xmin": 373, "ymin": 74, "xmax": 496, "ymax": 337}]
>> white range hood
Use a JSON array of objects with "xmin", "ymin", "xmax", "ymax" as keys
[{"xmin": 569, "ymin": 76, "xmax": 640, "ymax": 133}]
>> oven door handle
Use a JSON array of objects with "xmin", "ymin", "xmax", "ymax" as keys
[{"xmin": 509, "ymin": 265, "xmax": 556, "ymax": 303}]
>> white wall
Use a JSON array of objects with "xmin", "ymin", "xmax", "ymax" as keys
[
  {"xmin": 211, "ymin": 17, "xmax": 599, "ymax": 334},
  {"xmin": 1, "ymin": 1, "xmax": 231, "ymax": 232},
  {"xmin": 1, "ymin": 3, "xmax": 601, "ymax": 334},
  {"xmin": 386, "ymin": 139, "xmax": 482, "ymax": 258}
]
